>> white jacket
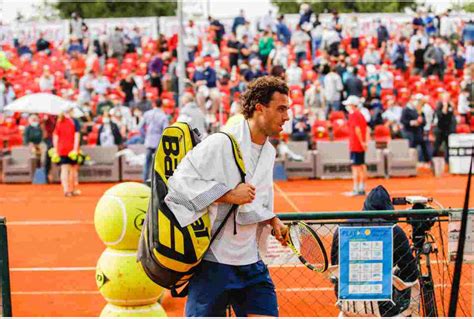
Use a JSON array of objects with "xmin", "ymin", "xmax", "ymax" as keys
[{"xmin": 165, "ymin": 119, "xmax": 275, "ymax": 265}]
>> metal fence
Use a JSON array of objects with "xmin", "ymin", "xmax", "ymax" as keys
[
  {"xmin": 264, "ymin": 209, "xmax": 473, "ymax": 317},
  {"xmin": 0, "ymin": 217, "xmax": 11, "ymax": 317}
]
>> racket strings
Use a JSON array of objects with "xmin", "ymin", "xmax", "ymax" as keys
[{"xmin": 292, "ymin": 224, "xmax": 325, "ymax": 267}]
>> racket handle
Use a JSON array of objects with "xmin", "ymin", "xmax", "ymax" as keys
[{"xmin": 271, "ymin": 228, "xmax": 288, "ymax": 238}]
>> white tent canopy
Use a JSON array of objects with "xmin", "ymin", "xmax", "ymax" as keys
[{"xmin": 4, "ymin": 93, "xmax": 83, "ymax": 117}]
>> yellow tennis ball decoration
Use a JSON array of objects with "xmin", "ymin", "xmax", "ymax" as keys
[
  {"xmin": 96, "ymin": 249, "xmax": 164, "ymax": 306},
  {"xmin": 94, "ymin": 182, "xmax": 150, "ymax": 250},
  {"xmin": 68, "ymin": 150, "xmax": 91, "ymax": 165},
  {"xmin": 48, "ymin": 148, "xmax": 60, "ymax": 163},
  {"xmin": 68, "ymin": 150, "xmax": 78, "ymax": 161},
  {"xmin": 100, "ymin": 302, "xmax": 167, "ymax": 317}
]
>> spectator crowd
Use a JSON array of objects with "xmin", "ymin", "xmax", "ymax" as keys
[{"xmin": 0, "ymin": 5, "xmax": 473, "ymax": 182}]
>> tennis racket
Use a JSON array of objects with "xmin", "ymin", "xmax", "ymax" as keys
[{"xmin": 272, "ymin": 221, "xmax": 328, "ymax": 273}]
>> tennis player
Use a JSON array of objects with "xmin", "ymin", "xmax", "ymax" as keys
[{"xmin": 164, "ymin": 76, "xmax": 290, "ymax": 316}]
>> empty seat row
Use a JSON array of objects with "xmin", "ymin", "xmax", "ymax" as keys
[
  {"xmin": 283, "ymin": 139, "xmax": 418, "ymax": 180},
  {"xmin": 1, "ymin": 145, "xmax": 147, "ymax": 183}
]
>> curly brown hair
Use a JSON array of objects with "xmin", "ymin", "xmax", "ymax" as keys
[{"xmin": 240, "ymin": 76, "xmax": 289, "ymax": 119}]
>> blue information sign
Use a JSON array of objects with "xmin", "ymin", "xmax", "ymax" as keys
[{"xmin": 338, "ymin": 226, "xmax": 393, "ymax": 301}]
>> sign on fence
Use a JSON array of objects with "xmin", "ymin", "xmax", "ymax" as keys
[
  {"xmin": 449, "ymin": 134, "xmax": 474, "ymax": 174},
  {"xmin": 448, "ymin": 211, "xmax": 474, "ymax": 263},
  {"xmin": 338, "ymin": 226, "xmax": 393, "ymax": 302},
  {"xmin": 262, "ymin": 235, "xmax": 299, "ymax": 266}
]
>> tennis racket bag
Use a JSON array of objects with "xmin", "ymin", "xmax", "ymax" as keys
[{"xmin": 137, "ymin": 122, "xmax": 245, "ymax": 297}]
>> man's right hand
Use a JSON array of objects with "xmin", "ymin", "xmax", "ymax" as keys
[{"xmin": 217, "ymin": 183, "xmax": 256, "ymax": 205}]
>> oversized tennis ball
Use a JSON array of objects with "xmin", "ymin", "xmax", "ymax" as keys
[
  {"xmin": 96, "ymin": 248, "xmax": 164, "ymax": 306},
  {"xmin": 100, "ymin": 303, "xmax": 167, "ymax": 317},
  {"xmin": 94, "ymin": 182, "xmax": 150, "ymax": 250}
]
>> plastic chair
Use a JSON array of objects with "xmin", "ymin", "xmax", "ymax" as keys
[
  {"xmin": 328, "ymin": 111, "xmax": 346, "ymax": 123},
  {"xmin": 456, "ymin": 124, "xmax": 471, "ymax": 134}
]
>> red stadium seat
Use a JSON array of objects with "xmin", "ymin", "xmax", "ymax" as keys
[
  {"xmin": 312, "ymin": 120, "xmax": 330, "ymax": 142},
  {"xmin": 333, "ymin": 125, "xmax": 350, "ymax": 140},
  {"xmin": 87, "ymin": 132, "xmax": 98, "ymax": 145},
  {"xmin": 7, "ymin": 133, "xmax": 23, "ymax": 149},
  {"xmin": 374, "ymin": 125, "xmax": 391, "ymax": 144},
  {"xmin": 456, "ymin": 124, "xmax": 471, "ymax": 134},
  {"xmin": 328, "ymin": 111, "xmax": 346, "ymax": 123}
]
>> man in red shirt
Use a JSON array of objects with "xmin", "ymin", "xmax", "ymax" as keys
[{"xmin": 343, "ymin": 95, "xmax": 369, "ymax": 196}]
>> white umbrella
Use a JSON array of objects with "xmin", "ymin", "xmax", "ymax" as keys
[{"xmin": 4, "ymin": 93, "xmax": 83, "ymax": 117}]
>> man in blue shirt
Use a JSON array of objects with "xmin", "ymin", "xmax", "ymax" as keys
[
  {"xmin": 424, "ymin": 13, "xmax": 437, "ymax": 36},
  {"xmin": 462, "ymin": 20, "xmax": 474, "ymax": 43},
  {"xmin": 232, "ymin": 10, "xmax": 246, "ymax": 34},
  {"xmin": 276, "ymin": 15, "xmax": 292, "ymax": 45},
  {"xmin": 193, "ymin": 57, "xmax": 220, "ymax": 114},
  {"xmin": 67, "ymin": 37, "xmax": 84, "ymax": 55},
  {"xmin": 193, "ymin": 60, "xmax": 217, "ymax": 88},
  {"xmin": 139, "ymin": 99, "xmax": 169, "ymax": 182},
  {"xmin": 376, "ymin": 20, "xmax": 390, "ymax": 48},
  {"xmin": 209, "ymin": 16, "xmax": 225, "ymax": 48},
  {"xmin": 412, "ymin": 12, "xmax": 425, "ymax": 34}
]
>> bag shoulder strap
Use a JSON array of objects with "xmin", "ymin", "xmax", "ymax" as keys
[
  {"xmin": 218, "ymin": 131, "xmax": 246, "ymax": 180},
  {"xmin": 208, "ymin": 131, "xmax": 246, "ymax": 246}
]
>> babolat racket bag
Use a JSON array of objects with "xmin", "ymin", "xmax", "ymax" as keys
[{"xmin": 138, "ymin": 122, "xmax": 245, "ymax": 297}]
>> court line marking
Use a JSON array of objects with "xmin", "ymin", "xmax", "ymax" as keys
[
  {"xmin": 274, "ymin": 183, "xmax": 301, "ymax": 213},
  {"xmin": 10, "ymin": 264, "xmax": 327, "ymax": 272},
  {"xmin": 12, "ymin": 282, "xmax": 473, "ymax": 295},
  {"xmin": 11, "ymin": 267, "xmax": 96, "ymax": 272},
  {"xmin": 11, "ymin": 265, "xmax": 304, "ymax": 272},
  {"xmin": 12, "ymin": 291, "xmax": 100, "ymax": 295},
  {"xmin": 275, "ymin": 189, "xmax": 465, "ymax": 197},
  {"xmin": 8, "ymin": 220, "xmax": 94, "ymax": 226}
]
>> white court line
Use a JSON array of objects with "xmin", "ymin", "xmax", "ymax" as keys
[
  {"xmin": 11, "ymin": 267, "xmax": 96, "ymax": 272},
  {"xmin": 12, "ymin": 265, "xmax": 301, "ymax": 271},
  {"xmin": 8, "ymin": 220, "xmax": 94, "ymax": 226},
  {"xmin": 276, "ymin": 287, "xmax": 333, "ymax": 292},
  {"xmin": 12, "ymin": 291, "xmax": 100, "ymax": 295},
  {"xmin": 274, "ymin": 183, "xmax": 301, "ymax": 213},
  {"xmin": 276, "ymin": 189, "xmax": 465, "ymax": 197},
  {"xmin": 12, "ymin": 282, "xmax": 473, "ymax": 295}
]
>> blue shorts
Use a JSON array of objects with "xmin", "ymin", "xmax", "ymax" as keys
[
  {"xmin": 185, "ymin": 260, "xmax": 278, "ymax": 317},
  {"xmin": 350, "ymin": 152, "xmax": 365, "ymax": 166}
]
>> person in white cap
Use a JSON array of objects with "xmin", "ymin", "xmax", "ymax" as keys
[
  {"xmin": 53, "ymin": 105, "xmax": 81, "ymax": 197},
  {"xmin": 343, "ymin": 95, "xmax": 369, "ymax": 196}
]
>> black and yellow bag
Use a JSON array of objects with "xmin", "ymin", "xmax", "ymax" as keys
[{"xmin": 137, "ymin": 122, "xmax": 246, "ymax": 297}]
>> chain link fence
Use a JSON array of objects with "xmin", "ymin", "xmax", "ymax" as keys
[{"xmin": 264, "ymin": 209, "xmax": 473, "ymax": 317}]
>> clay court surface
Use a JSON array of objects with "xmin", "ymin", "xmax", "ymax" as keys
[{"xmin": 1, "ymin": 169, "xmax": 472, "ymax": 316}]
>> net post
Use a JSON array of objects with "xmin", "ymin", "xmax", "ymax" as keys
[{"xmin": 0, "ymin": 218, "xmax": 12, "ymax": 317}]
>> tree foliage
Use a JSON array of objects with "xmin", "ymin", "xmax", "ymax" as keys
[
  {"xmin": 464, "ymin": 2, "xmax": 474, "ymax": 12},
  {"xmin": 54, "ymin": 0, "xmax": 177, "ymax": 19},
  {"xmin": 271, "ymin": 0, "xmax": 416, "ymax": 14}
]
